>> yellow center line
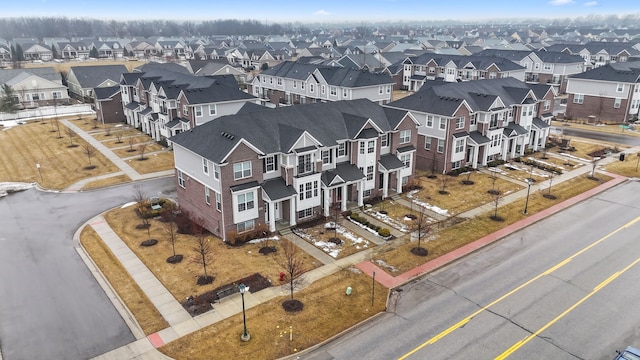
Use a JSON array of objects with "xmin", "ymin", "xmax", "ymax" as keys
[
  {"xmin": 398, "ymin": 214, "xmax": 640, "ymax": 360},
  {"xmin": 495, "ymin": 256, "xmax": 640, "ymax": 360}
]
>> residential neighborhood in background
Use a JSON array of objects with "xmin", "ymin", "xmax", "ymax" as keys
[{"xmin": 2, "ymin": 19, "xmax": 640, "ymax": 235}]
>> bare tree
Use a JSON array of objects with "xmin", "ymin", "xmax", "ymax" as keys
[
  {"xmin": 164, "ymin": 218, "xmax": 182, "ymax": 263},
  {"xmin": 410, "ymin": 206, "xmax": 430, "ymax": 256},
  {"xmin": 82, "ymin": 143, "xmax": 97, "ymax": 169},
  {"xmin": 132, "ymin": 184, "xmax": 151, "ymax": 230},
  {"xmin": 490, "ymin": 190, "xmax": 503, "ymax": 221},
  {"xmin": 92, "ymin": 117, "xmax": 99, "ymax": 129},
  {"xmin": 544, "ymin": 171, "xmax": 558, "ymax": 199},
  {"xmin": 279, "ymin": 240, "xmax": 305, "ymax": 311},
  {"xmin": 138, "ymin": 143, "xmax": 148, "ymax": 160},
  {"xmin": 65, "ymin": 126, "xmax": 77, "ymax": 147},
  {"xmin": 439, "ymin": 174, "xmax": 450, "ymax": 195},
  {"xmin": 328, "ymin": 203, "xmax": 342, "ymax": 243},
  {"xmin": 52, "ymin": 118, "xmax": 62, "ymax": 138},
  {"xmin": 127, "ymin": 136, "xmax": 136, "ymax": 152},
  {"xmin": 115, "ymin": 129, "xmax": 124, "ymax": 144},
  {"xmin": 488, "ymin": 167, "xmax": 499, "ymax": 195},
  {"xmin": 191, "ymin": 218, "xmax": 214, "ymax": 285},
  {"xmin": 104, "ymin": 125, "xmax": 113, "ymax": 137}
]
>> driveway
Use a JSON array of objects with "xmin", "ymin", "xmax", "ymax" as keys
[{"xmin": 0, "ymin": 178, "xmax": 175, "ymax": 360}]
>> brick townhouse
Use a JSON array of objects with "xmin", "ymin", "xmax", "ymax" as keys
[
  {"xmin": 120, "ymin": 63, "xmax": 258, "ymax": 142},
  {"xmin": 565, "ymin": 61, "xmax": 640, "ymax": 123},
  {"xmin": 401, "ymin": 53, "xmax": 526, "ymax": 91},
  {"xmin": 249, "ymin": 61, "xmax": 395, "ymax": 107},
  {"xmin": 386, "ymin": 77, "xmax": 556, "ymax": 174},
  {"xmin": 169, "ymin": 99, "xmax": 418, "ymax": 241}
]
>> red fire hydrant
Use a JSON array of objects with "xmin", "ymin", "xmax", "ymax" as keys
[{"xmin": 279, "ymin": 272, "xmax": 285, "ymax": 282}]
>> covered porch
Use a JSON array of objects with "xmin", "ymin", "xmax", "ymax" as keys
[
  {"xmin": 261, "ymin": 178, "xmax": 298, "ymax": 233},
  {"xmin": 321, "ymin": 163, "xmax": 366, "ymax": 216},
  {"xmin": 501, "ymin": 123, "xmax": 529, "ymax": 161},
  {"xmin": 378, "ymin": 154, "xmax": 406, "ymax": 199}
]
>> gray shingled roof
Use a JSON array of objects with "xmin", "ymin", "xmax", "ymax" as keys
[
  {"xmin": 93, "ymin": 85, "xmax": 121, "ymax": 100},
  {"xmin": 69, "ymin": 65, "xmax": 128, "ymax": 88},
  {"xmin": 477, "ymin": 49, "xmax": 583, "ymax": 64},
  {"xmin": 261, "ymin": 61, "xmax": 393, "ymax": 87},
  {"xmin": 407, "ymin": 53, "xmax": 524, "ymax": 72},
  {"xmin": 0, "ymin": 67, "xmax": 60, "ymax": 85},
  {"xmin": 321, "ymin": 162, "xmax": 365, "ymax": 186},
  {"xmin": 387, "ymin": 77, "xmax": 547, "ymax": 116},
  {"xmin": 170, "ymin": 99, "xmax": 403, "ymax": 164},
  {"xmin": 378, "ymin": 154, "xmax": 405, "ymax": 171},
  {"xmin": 569, "ymin": 62, "xmax": 640, "ymax": 83},
  {"xmin": 262, "ymin": 178, "xmax": 297, "ymax": 201}
]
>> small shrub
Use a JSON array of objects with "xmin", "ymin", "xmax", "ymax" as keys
[{"xmin": 378, "ymin": 228, "xmax": 391, "ymax": 237}]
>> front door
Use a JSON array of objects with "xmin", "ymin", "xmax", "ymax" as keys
[{"xmin": 274, "ymin": 202, "xmax": 282, "ymax": 221}]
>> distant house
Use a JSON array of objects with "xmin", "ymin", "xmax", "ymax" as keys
[
  {"xmin": 400, "ymin": 53, "xmax": 526, "ymax": 91},
  {"xmin": 184, "ymin": 59, "xmax": 247, "ymax": 86},
  {"xmin": 250, "ymin": 61, "xmax": 395, "ymax": 106},
  {"xmin": 0, "ymin": 67, "xmax": 68, "ymax": 107},
  {"xmin": 66, "ymin": 64, "xmax": 128, "ymax": 102},
  {"xmin": 565, "ymin": 62, "xmax": 640, "ymax": 123},
  {"xmin": 119, "ymin": 63, "xmax": 259, "ymax": 142},
  {"xmin": 0, "ymin": 45, "xmax": 11, "ymax": 61},
  {"xmin": 20, "ymin": 43, "xmax": 53, "ymax": 61},
  {"xmin": 94, "ymin": 86, "xmax": 125, "ymax": 124}
]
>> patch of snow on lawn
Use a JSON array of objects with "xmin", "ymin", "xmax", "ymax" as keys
[
  {"xmin": 407, "ymin": 191, "xmax": 449, "ymax": 216},
  {"xmin": 373, "ymin": 259, "xmax": 398, "ymax": 273},
  {"xmin": 336, "ymin": 225, "xmax": 369, "ymax": 249},
  {"xmin": 0, "ymin": 120, "xmax": 26, "ymax": 131},
  {"xmin": 0, "ymin": 182, "xmax": 34, "ymax": 197},
  {"xmin": 248, "ymin": 236, "xmax": 280, "ymax": 244},
  {"xmin": 365, "ymin": 210, "xmax": 409, "ymax": 232},
  {"xmin": 559, "ymin": 153, "xmax": 591, "ymax": 163},
  {"xmin": 121, "ymin": 201, "xmax": 137, "ymax": 208}
]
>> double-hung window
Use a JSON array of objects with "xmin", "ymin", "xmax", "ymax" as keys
[
  {"xmin": 233, "ymin": 161, "xmax": 251, "ymax": 180},
  {"xmin": 237, "ymin": 192, "xmax": 254, "ymax": 212},
  {"xmin": 399, "ymin": 130, "xmax": 411, "ymax": 144}
]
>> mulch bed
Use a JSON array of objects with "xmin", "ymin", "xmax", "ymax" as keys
[{"xmin": 181, "ymin": 273, "xmax": 272, "ymax": 316}]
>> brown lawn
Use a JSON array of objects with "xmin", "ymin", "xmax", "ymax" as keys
[
  {"xmin": 0, "ymin": 121, "xmax": 120, "ymax": 189},
  {"xmin": 124, "ymin": 151, "xmax": 175, "ymax": 174},
  {"xmin": 82, "ymin": 174, "xmax": 132, "ymax": 190},
  {"xmin": 552, "ymin": 120, "xmax": 640, "ymax": 138},
  {"xmin": 79, "ymin": 226, "xmax": 168, "ymax": 335},
  {"xmin": 22, "ymin": 59, "xmax": 147, "ymax": 73},
  {"xmin": 372, "ymin": 174, "xmax": 613, "ymax": 274},
  {"xmin": 605, "ymin": 153, "xmax": 640, "ymax": 177},
  {"xmin": 102, "ymin": 205, "xmax": 321, "ymax": 303},
  {"xmin": 408, "ymin": 172, "xmax": 524, "ymax": 215},
  {"xmin": 159, "ymin": 268, "xmax": 388, "ymax": 360}
]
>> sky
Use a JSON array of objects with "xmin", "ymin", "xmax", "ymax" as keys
[{"xmin": 2, "ymin": 0, "xmax": 639, "ymax": 23}]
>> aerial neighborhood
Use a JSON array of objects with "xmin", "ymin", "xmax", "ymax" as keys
[
  {"xmin": 3, "ymin": 16, "xmax": 640, "ymax": 360},
  {"xmin": 2, "ymin": 24, "xmax": 640, "ymax": 238}
]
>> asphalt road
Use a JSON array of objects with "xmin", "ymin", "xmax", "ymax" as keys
[
  {"xmin": 559, "ymin": 126, "xmax": 640, "ymax": 147},
  {"xmin": 302, "ymin": 180, "xmax": 640, "ymax": 360},
  {"xmin": 0, "ymin": 178, "xmax": 175, "ymax": 360}
]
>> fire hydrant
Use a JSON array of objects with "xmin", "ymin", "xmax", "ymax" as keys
[{"xmin": 279, "ymin": 272, "xmax": 285, "ymax": 282}]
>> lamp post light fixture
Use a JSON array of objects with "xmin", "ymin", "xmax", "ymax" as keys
[
  {"xmin": 239, "ymin": 283, "xmax": 250, "ymax": 341},
  {"xmin": 523, "ymin": 179, "xmax": 532, "ymax": 215}
]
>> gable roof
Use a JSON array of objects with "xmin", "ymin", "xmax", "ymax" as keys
[
  {"xmin": 170, "ymin": 99, "xmax": 406, "ymax": 164},
  {"xmin": 94, "ymin": 85, "xmax": 121, "ymax": 100},
  {"xmin": 261, "ymin": 61, "xmax": 393, "ymax": 87},
  {"xmin": 69, "ymin": 65, "xmax": 128, "ymax": 88},
  {"xmin": 569, "ymin": 61, "xmax": 640, "ymax": 83}
]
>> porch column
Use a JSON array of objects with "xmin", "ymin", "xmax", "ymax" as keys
[
  {"xmin": 268, "ymin": 201, "xmax": 276, "ymax": 232},
  {"xmin": 382, "ymin": 171, "xmax": 390, "ymax": 199},
  {"xmin": 323, "ymin": 188, "xmax": 330, "ymax": 217},
  {"xmin": 510, "ymin": 138, "xmax": 517, "ymax": 158},
  {"xmin": 472, "ymin": 146, "xmax": 480, "ymax": 168},
  {"xmin": 289, "ymin": 198, "xmax": 297, "ymax": 227},
  {"xmin": 357, "ymin": 182, "xmax": 364, "ymax": 207},
  {"xmin": 396, "ymin": 171, "xmax": 402, "ymax": 193},
  {"xmin": 341, "ymin": 184, "xmax": 348, "ymax": 211}
]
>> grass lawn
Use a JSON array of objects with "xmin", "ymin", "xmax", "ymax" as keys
[
  {"xmin": 372, "ymin": 174, "xmax": 613, "ymax": 274},
  {"xmin": 82, "ymin": 174, "xmax": 132, "ymax": 190},
  {"xmin": 124, "ymin": 151, "xmax": 175, "ymax": 174},
  {"xmin": 79, "ymin": 226, "xmax": 168, "ymax": 335},
  {"xmin": 0, "ymin": 120, "xmax": 120, "ymax": 189},
  {"xmin": 408, "ymin": 172, "xmax": 524, "ymax": 215},
  {"xmin": 605, "ymin": 154, "xmax": 640, "ymax": 177},
  {"xmin": 102, "ymin": 205, "xmax": 322, "ymax": 303},
  {"xmin": 552, "ymin": 137, "xmax": 627, "ymax": 160},
  {"xmin": 103, "ymin": 135, "xmax": 152, "ymax": 149},
  {"xmin": 159, "ymin": 268, "xmax": 388, "ymax": 360}
]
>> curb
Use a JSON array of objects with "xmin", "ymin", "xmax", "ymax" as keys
[{"xmin": 73, "ymin": 218, "xmax": 147, "ymax": 340}]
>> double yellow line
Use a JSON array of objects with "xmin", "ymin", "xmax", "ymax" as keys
[{"xmin": 399, "ymin": 215, "xmax": 640, "ymax": 360}]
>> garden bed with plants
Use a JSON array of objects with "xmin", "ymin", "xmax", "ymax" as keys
[
  {"xmin": 346, "ymin": 211, "xmax": 393, "ymax": 239},
  {"xmin": 293, "ymin": 222, "xmax": 372, "ymax": 258}
]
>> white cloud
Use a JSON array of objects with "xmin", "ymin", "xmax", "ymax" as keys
[
  {"xmin": 313, "ymin": 9, "xmax": 332, "ymax": 16},
  {"xmin": 584, "ymin": 1, "xmax": 598, "ymax": 6},
  {"xmin": 549, "ymin": 0, "xmax": 575, "ymax": 5}
]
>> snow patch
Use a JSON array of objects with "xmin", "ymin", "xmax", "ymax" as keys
[
  {"xmin": 121, "ymin": 201, "xmax": 137, "ymax": 208},
  {"xmin": 407, "ymin": 190, "xmax": 449, "ymax": 216},
  {"xmin": 248, "ymin": 236, "xmax": 280, "ymax": 244},
  {"xmin": 0, "ymin": 182, "xmax": 34, "ymax": 197}
]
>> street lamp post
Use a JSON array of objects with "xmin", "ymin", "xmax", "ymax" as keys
[
  {"xmin": 523, "ymin": 179, "xmax": 532, "ymax": 215},
  {"xmin": 239, "ymin": 284, "xmax": 250, "ymax": 341}
]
